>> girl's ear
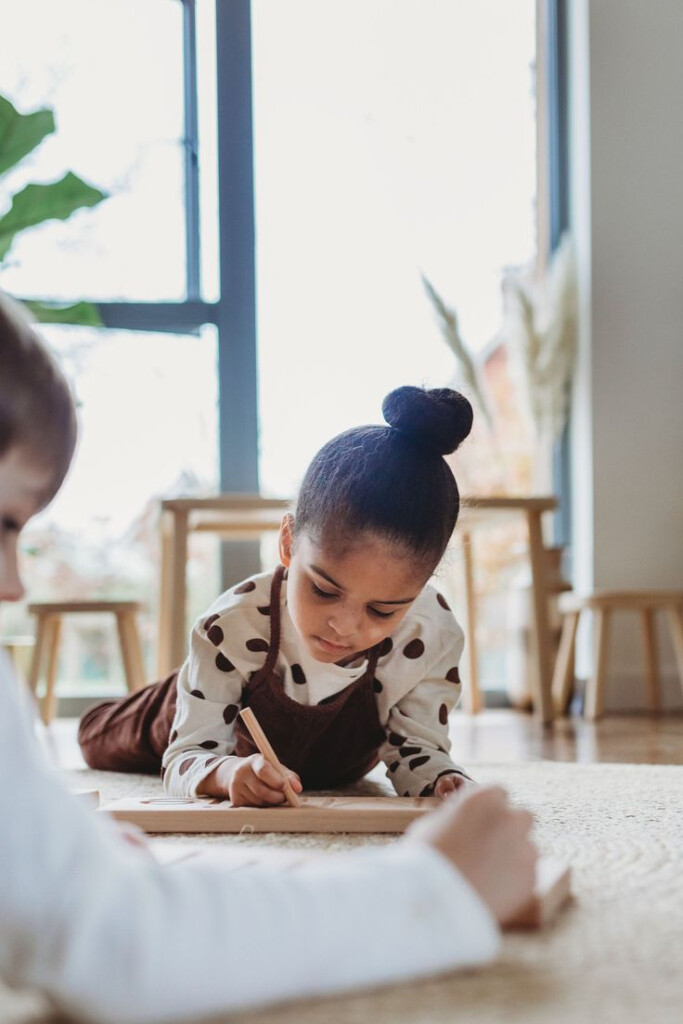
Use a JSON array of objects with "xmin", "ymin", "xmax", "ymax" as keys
[{"xmin": 278, "ymin": 513, "xmax": 295, "ymax": 567}]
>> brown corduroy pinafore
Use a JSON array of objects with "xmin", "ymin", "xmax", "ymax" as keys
[{"xmin": 78, "ymin": 566, "xmax": 387, "ymax": 788}]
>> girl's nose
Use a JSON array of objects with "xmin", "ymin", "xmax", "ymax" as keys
[{"xmin": 328, "ymin": 605, "xmax": 361, "ymax": 639}]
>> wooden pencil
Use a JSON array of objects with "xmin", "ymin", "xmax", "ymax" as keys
[{"xmin": 239, "ymin": 706, "xmax": 301, "ymax": 807}]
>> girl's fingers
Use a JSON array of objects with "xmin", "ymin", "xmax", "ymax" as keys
[
  {"xmin": 253, "ymin": 758, "xmax": 287, "ymax": 790},
  {"xmin": 245, "ymin": 777, "xmax": 287, "ymax": 805}
]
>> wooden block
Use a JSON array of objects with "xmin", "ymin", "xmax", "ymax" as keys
[
  {"xmin": 71, "ymin": 789, "xmax": 100, "ymax": 807},
  {"xmin": 100, "ymin": 795, "xmax": 440, "ymax": 834},
  {"xmin": 505, "ymin": 858, "xmax": 572, "ymax": 929}
]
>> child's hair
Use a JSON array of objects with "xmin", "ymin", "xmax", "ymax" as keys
[
  {"xmin": 0, "ymin": 291, "xmax": 78, "ymax": 501},
  {"xmin": 294, "ymin": 385, "xmax": 473, "ymax": 574}
]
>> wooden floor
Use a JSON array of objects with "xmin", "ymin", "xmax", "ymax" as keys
[
  {"xmin": 450, "ymin": 709, "xmax": 683, "ymax": 765},
  {"xmin": 50, "ymin": 709, "xmax": 683, "ymax": 771}
]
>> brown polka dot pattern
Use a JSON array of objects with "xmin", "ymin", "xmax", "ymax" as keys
[
  {"xmin": 291, "ymin": 664, "xmax": 306, "ymax": 685},
  {"xmin": 436, "ymin": 592, "xmax": 451, "ymax": 611},
  {"xmin": 207, "ymin": 624, "xmax": 224, "ymax": 646},
  {"xmin": 160, "ymin": 766, "xmax": 166, "ymax": 781},
  {"xmin": 373, "ymin": 678, "xmax": 383, "ymax": 693},
  {"xmin": 234, "ymin": 580, "xmax": 256, "ymax": 594},
  {"xmin": 439, "ymin": 703, "xmax": 448, "ymax": 725},
  {"xmin": 203, "ymin": 613, "xmax": 220, "ymax": 631},
  {"xmin": 403, "ymin": 638, "xmax": 425, "ymax": 659},
  {"xmin": 409, "ymin": 754, "xmax": 430, "ymax": 770},
  {"xmin": 388, "ymin": 732, "xmax": 406, "ymax": 746},
  {"xmin": 204, "ymin": 756, "xmax": 221, "ymax": 767},
  {"xmin": 190, "ymin": 689, "xmax": 205, "ymax": 699},
  {"xmin": 446, "ymin": 667, "xmax": 461, "ymax": 684},
  {"xmin": 420, "ymin": 784, "xmax": 433, "ymax": 797},
  {"xmin": 377, "ymin": 636, "xmax": 393, "ymax": 657},
  {"xmin": 389, "ymin": 762, "xmax": 400, "ymax": 772},
  {"xmin": 199, "ymin": 740, "xmax": 219, "ymax": 749},
  {"xmin": 318, "ymin": 693, "xmax": 338, "ymax": 706},
  {"xmin": 257, "ymin": 605, "xmax": 270, "ymax": 615},
  {"xmin": 179, "ymin": 757, "xmax": 196, "ymax": 775},
  {"xmin": 223, "ymin": 704, "xmax": 239, "ymax": 724},
  {"xmin": 246, "ymin": 638, "xmax": 269, "ymax": 653},
  {"xmin": 435, "ymin": 769, "xmax": 465, "ymax": 783},
  {"xmin": 170, "ymin": 730, "xmax": 178, "ymax": 743},
  {"xmin": 215, "ymin": 652, "xmax": 235, "ymax": 672},
  {"xmin": 400, "ymin": 745, "xmax": 422, "ymax": 758}
]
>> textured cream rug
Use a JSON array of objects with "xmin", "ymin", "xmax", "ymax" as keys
[{"xmin": 3, "ymin": 761, "xmax": 682, "ymax": 1024}]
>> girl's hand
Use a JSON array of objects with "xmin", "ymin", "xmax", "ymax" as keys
[
  {"xmin": 405, "ymin": 785, "xmax": 538, "ymax": 927},
  {"xmin": 229, "ymin": 754, "xmax": 302, "ymax": 807},
  {"xmin": 198, "ymin": 753, "xmax": 302, "ymax": 806},
  {"xmin": 434, "ymin": 773, "xmax": 475, "ymax": 800}
]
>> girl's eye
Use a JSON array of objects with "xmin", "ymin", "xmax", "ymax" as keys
[
  {"xmin": 312, "ymin": 582, "xmax": 337, "ymax": 599},
  {"xmin": 369, "ymin": 607, "xmax": 396, "ymax": 620},
  {"xmin": 1, "ymin": 517, "xmax": 20, "ymax": 534}
]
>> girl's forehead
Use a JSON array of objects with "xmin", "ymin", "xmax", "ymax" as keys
[{"xmin": 299, "ymin": 530, "xmax": 429, "ymax": 593}]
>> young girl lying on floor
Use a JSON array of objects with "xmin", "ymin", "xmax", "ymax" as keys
[
  {"xmin": 80, "ymin": 384, "xmax": 478, "ymax": 807},
  {"xmin": 0, "ymin": 292, "xmax": 537, "ymax": 1023}
]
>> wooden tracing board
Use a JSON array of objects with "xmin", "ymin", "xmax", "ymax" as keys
[{"xmin": 100, "ymin": 794, "xmax": 438, "ymax": 834}]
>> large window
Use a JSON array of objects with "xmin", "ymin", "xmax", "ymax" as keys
[{"xmin": 1, "ymin": 0, "xmax": 545, "ymax": 701}]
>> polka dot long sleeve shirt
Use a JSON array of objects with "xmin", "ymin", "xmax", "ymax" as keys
[{"xmin": 163, "ymin": 569, "xmax": 470, "ymax": 798}]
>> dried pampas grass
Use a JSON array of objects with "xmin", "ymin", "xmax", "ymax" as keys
[
  {"xmin": 421, "ymin": 272, "xmax": 494, "ymax": 431},
  {"xmin": 502, "ymin": 233, "xmax": 577, "ymax": 445}
]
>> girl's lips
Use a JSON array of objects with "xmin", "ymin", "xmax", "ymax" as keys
[{"xmin": 314, "ymin": 635, "xmax": 351, "ymax": 654}]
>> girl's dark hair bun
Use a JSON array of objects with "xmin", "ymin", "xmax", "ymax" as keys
[{"xmin": 382, "ymin": 385, "xmax": 473, "ymax": 455}]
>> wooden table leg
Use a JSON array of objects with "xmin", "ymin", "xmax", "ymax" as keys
[
  {"xmin": 526, "ymin": 510, "xmax": 555, "ymax": 724},
  {"xmin": 170, "ymin": 509, "xmax": 190, "ymax": 671},
  {"xmin": 461, "ymin": 531, "xmax": 483, "ymax": 713},
  {"xmin": 157, "ymin": 510, "xmax": 174, "ymax": 677},
  {"xmin": 27, "ymin": 615, "xmax": 49, "ymax": 697}
]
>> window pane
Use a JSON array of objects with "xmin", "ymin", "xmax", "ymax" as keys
[
  {"xmin": 0, "ymin": 0, "xmax": 186, "ymax": 302},
  {"xmin": 253, "ymin": 0, "xmax": 538, "ymax": 695},
  {"xmin": 4, "ymin": 326, "xmax": 220, "ymax": 697},
  {"xmin": 253, "ymin": 0, "xmax": 537, "ymax": 497}
]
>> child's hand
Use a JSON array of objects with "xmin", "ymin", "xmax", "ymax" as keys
[
  {"xmin": 198, "ymin": 753, "xmax": 303, "ymax": 806},
  {"xmin": 434, "ymin": 773, "xmax": 475, "ymax": 800},
  {"xmin": 229, "ymin": 754, "xmax": 302, "ymax": 807},
  {"xmin": 405, "ymin": 785, "xmax": 538, "ymax": 927}
]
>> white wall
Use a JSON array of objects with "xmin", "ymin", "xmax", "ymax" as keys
[{"xmin": 568, "ymin": 0, "xmax": 683, "ymax": 709}]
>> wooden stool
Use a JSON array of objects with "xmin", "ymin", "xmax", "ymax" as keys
[
  {"xmin": 552, "ymin": 590, "xmax": 683, "ymax": 719},
  {"xmin": 27, "ymin": 601, "xmax": 146, "ymax": 724}
]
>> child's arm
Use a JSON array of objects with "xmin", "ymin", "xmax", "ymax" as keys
[
  {"xmin": 163, "ymin": 614, "xmax": 301, "ymax": 805},
  {"xmin": 1, "ymin": 656, "xmax": 510, "ymax": 1024},
  {"xmin": 380, "ymin": 671, "xmax": 472, "ymax": 799}
]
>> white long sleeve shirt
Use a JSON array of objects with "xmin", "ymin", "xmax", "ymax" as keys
[
  {"xmin": 164, "ymin": 569, "xmax": 470, "ymax": 798},
  {"xmin": 0, "ymin": 652, "xmax": 500, "ymax": 1023}
]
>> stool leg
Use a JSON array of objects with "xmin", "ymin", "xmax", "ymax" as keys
[
  {"xmin": 552, "ymin": 611, "xmax": 580, "ymax": 716},
  {"xmin": 585, "ymin": 609, "xmax": 611, "ymax": 720},
  {"xmin": 116, "ymin": 612, "xmax": 146, "ymax": 692},
  {"xmin": 664, "ymin": 606, "xmax": 683, "ymax": 699},
  {"xmin": 640, "ymin": 608, "xmax": 660, "ymax": 710},
  {"xmin": 27, "ymin": 616, "xmax": 50, "ymax": 697},
  {"xmin": 41, "ymin": 616, "xmax": 62, "ymax": 726}
]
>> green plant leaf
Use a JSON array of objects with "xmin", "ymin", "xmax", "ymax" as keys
[
  {"xmin": 22, "ymin": 299, "xmax": 102, "ymax": 327},
  {"xmin": 0, "ymin": 172, "xmax": 107, "ymax": 261},
  {"xmin": 0, "ymin": 94, "xmax": 55, "ymax": 177}
]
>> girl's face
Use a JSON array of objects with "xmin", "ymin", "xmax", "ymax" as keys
[
  {"xmin": 279, "ymin": 517, "xmax": 430, "ymax": 663},
  {"xmin": 0, "ymin": 448, "xmax": 52, "ymax": 604}
]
